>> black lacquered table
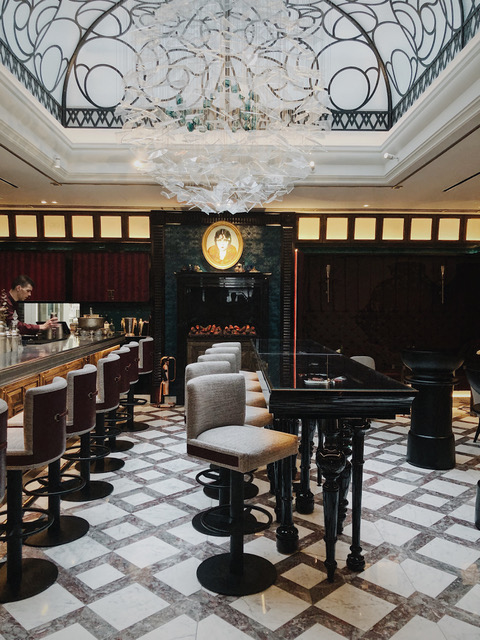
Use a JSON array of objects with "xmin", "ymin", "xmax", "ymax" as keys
[{"xmin": 254, "ymin": 339, "xmax": 416, "ymax": 581}]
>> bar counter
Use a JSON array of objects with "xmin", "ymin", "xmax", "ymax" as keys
[{"xmin": 0, "ymin": 333, "xmax": 125, "ymax": 415}]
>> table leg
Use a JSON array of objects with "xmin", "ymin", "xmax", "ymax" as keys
[
  {"xmin": 346, "ymin": 420, "xmax": 370, "ymax": 572},
  {"xmin": 316, "ymin": 449, "xmax": 346, "ymax": 582},
  {"xmin": 276, "ymin": 452, "xmax": 298, "ymax": 554},
  {"xmin": 337, "ymin": 421, "xmax": 353, "ymax": 534},
  {"xmin": 295, "ymin": 418, "xmax": 316, "ymax": 514}
]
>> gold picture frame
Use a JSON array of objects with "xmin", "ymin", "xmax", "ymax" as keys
[{"xmin": 202, "ymin": 221, "xmax": 244, "ymax": 270}]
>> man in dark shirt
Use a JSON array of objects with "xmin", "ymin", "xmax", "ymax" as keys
[{"xmin": 5, "ymin": 275, "xmax": 58, "ymax": 335}]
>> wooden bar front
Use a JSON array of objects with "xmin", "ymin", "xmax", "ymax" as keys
[{"xmin": 0, "ymin": 334, "xmax": 125, "ymax": 417}]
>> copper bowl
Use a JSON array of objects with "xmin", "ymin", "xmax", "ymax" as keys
[{"xmin": 78, "ymin": 316, "xmax": 105, "ymax": 331}]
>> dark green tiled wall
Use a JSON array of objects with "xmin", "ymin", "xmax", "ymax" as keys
[{"xmin": 164, "ymin": 224, "xmax": 282, "ymax": 358}]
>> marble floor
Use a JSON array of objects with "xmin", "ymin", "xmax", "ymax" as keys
[{"xmin": 1, "ymin": 399, "xmax": 480, "ymax": 639}]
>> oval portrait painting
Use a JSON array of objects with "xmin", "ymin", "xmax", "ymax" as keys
[{"xmin": 202, "ymin": 221, "xmax": 243, "ymax": 270}]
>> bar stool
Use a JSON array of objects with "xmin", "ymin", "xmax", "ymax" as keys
[
  {"xmin": 130, "ymin": 336, "xmax": 154, "ymax": 406},
  {"xmin": 185, "ymin": 362, "xmax": 267, "ymax": 536},
  {"xmin": 0, "ymin": 400, "xmax": 7, "ymax": 507},
  {"xmin": 198, "ymin": 352, "xmax": 266, "ymax": 408},
  {"xmin": 0, "ymin": 378, "xmax": 67, "ymax": 603},
  {"xmin": 89, "ymin": 352, "xmax": 125, "ymax": 473},
  {"xmin": 101, "ymin": 346, "xmax": 135, "ymax": 452},
  {"xmin": 121, "ymin": 341, "xmax": 149, "ymax": 433},
  {"xmin": 186, "ymin": 373, "xmax": 298, "ymax": 595},
  {"xmin": 211, "ymin": 342, "xmax": 259, "ymax": 382},
  {"xmin": 23, "ymin": 366, "xmax": 92, "ymax": 545},
  {"xmin": 205, "ymin": 347, "xmax": 262, "ymax": 392},
  {"xmin": 62, "ymin": 364, "xmax": 114, "ymax": 502}
]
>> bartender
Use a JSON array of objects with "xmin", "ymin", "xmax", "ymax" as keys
[{"xmin": 5, "ymin": 275, "xmax": 58, "ymax": 335}]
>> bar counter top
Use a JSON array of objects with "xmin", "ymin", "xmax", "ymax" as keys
[{"xmin": 0, "ymin": 333, "xmax": 125, "ymax": 388}]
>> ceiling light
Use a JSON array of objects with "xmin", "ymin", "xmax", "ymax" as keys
[
  {"xmin": 383, "ymin": 153, "xmax": 398, "ymax": 160},
  {"xmin": 53, "ymin": 156, "xmax": 61, "ymax": 169},
  {"xmin": 117, "ymin": 0, "xmax": 330, "ymax": 214}
]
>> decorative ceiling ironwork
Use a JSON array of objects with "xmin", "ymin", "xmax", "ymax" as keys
[{"xmin": 0, "ymin": 0, "xmax": 479, "ymax": 131}]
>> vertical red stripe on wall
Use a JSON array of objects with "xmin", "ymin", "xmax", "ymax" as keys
[
  {"xmin": 73, "ymin": 252, "xmax": 150, "ymax": 301},
  {"xmin": 0, "ymin": 252, "xmax": 65, "ymax": 300}
]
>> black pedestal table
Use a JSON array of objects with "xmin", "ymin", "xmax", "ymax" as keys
[
  {"xmin": 402, "ymin": 349, "xmax": 463, "ymax": 470},
  {"xmin": 254, "ymin": 339, "xmax": 416, "ymax": 582}
]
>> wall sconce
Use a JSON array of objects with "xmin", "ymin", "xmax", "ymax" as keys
[
  {"xmin": 440, "ymin": 265, "xmax": 445, "ymax": 304},
  {"xmin": 53, "ymin": 156, "xmax": 61, "ymax": 169}
]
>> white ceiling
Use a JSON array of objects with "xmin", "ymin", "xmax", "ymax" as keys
[{"xmin": 1, "ymin": 32, "xmax": 479, "ymax": 216}]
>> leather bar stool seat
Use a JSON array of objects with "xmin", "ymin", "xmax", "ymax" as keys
[
  {"xmin": 23, "ymin": 372, "xmax": 95, "ymax": 547},
  {"xmin": 0, "ymin": 400, "xmax": 6, "ymax": 505},
  {"xmin": 0, "ymin": 378, "xmax": 67, "ymax": 603},
  {"xmin": 131, "ymin": 336, "xmax": 154, "ymax": 406},
  {"xmin": 102, "ymin": 346, "xmax": 136, "ymax": 450},
  {"xmin": 186, "ymin": 373, "xmax": 298, "ymax": 595},
  {"xmin": 63, "ymin": 364, "xmax": 113, "ymax": 502},
  {"xmin": 120, "ymin": 341, "xmax": 149, "ymax": 432},
  {"xmin": 88, "ymin": 352, "xmax": 126, "ymax": 473}
]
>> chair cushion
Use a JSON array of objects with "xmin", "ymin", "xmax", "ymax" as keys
[
  {"xmin": 187, "ymin": 424, "xmax": 298, "ymax": 473},
  {"xmin": 6, "ymin": 426, "xmax": 29, "ymax": 455},
  {"xmin": 245, "ymin": 405, "xmax": 273, "ymax": 428},
  {"xmin": 246, "ymin": 391, "xmax": 267, "ymax": 408},
  {"xmin": 245, "ymin": 379, "xmax": 262, "ymax": 393},
  {"xmin": 242, "ymin": 370, "xmax": 259, "ymax": 382}
]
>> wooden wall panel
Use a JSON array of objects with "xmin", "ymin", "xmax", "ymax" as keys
[{"xmin": 297, "ymin": 252, "xmax": 480, "ymax": 375}]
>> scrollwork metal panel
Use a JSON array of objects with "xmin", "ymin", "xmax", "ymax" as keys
[{"xmin": 0, "ymin": 0, "xmax": 478, "ymax": 130}]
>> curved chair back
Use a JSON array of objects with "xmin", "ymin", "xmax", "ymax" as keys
[
  {"xmin": 205, "ymin": 346, "xmax": 241, "ymax": 372},
  {"xmin": 351, "ymin": 355, "xmax": 376, "ymax": 370},
  {"xmin": 0, "ymin": 398, "xmax": 7, "ymax": 501},
  {"xmin": 198, "ymin": 353, "xmax": 237, "ymax": 372},
  {"xmin": 186, "ymin": 373, "xmax": 246, "ymax": 439},
  {"xmin": 185, "ymin": 361, "xmax": 232, "ymax": 421},
  {"xmin": 7, "ymin": 377, "xmax": 67, "ymax": 470},
  {"xmin": 66, "ymin": 364, "xmax": 98, "ymax": 436},
  {"xmin": 96, "ymin": 352, "xmax": 121, "ymax": 412},
  {"xmin": 115, "ymin": 346, "xmax": 132, "ymax": 394},
  {"xmin": 139, "ymin": 337, "xmax": 154, "ymax": 375},
  {"xmin": 126, "ymin": 341, "xmax": 140, "ymax": 385},
  {"xmin": 211, "ymin": 342, "xmax": 242, "ymax": 367}
]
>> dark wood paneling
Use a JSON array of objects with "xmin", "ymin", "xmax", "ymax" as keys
[{"xmin": 297, "ymin": 253, "xmax": 480, "ymax": 375}]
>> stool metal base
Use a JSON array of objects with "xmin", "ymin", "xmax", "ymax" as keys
[
  {"xmin": 196, "ymin": 553, "xmax": 276, "ymax": 596},
  {"xmin": 122, "ymin": 421, "xmax": 149, "ymax": 433},
  {"xmin": 108, "ymin": 439, "xmax": 135, "ymax": 452},
  {"xmin": 62, "ymin": 480, "xmax": 113, "ymax": 502},
  {"xmin": 0, "ymin": 558, "xmax": 58, "ymax": 603},
  {"xmin": 84, "ymin": 457, "xmax": 125, "ymax": 474},
  {"xmin": 24, "ymin": 515, "xmax": 89, "ymax": 547}
]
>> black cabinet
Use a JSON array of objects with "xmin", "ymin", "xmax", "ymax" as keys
[{"xmin": 175, "ymin": 271, "xmax": 270, "ymax": 400}]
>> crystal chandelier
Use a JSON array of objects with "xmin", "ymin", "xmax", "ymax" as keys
[{"xmin": 117, "ymin": 0, "xmax": 329, "ymax": 214}]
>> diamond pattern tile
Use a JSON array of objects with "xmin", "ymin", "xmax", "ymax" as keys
[{"xmin": 1, "ymin": 400, "xmax": 480, "ymax": 639}]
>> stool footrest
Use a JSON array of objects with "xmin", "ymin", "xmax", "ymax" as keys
[
  {"xmin": 23, "ymin": 473, "xmax": 85, "ymax": 498},
  {"xmin": 63, "ymin": 443, "xmax": 110, "ymax": 463},
  {"xmin": 0, "ymin": 507, "xmax": 53, "ymax": 542}
]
